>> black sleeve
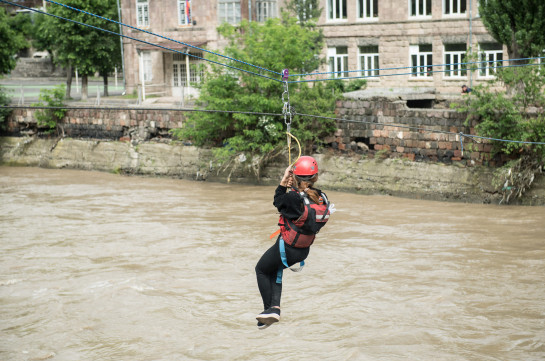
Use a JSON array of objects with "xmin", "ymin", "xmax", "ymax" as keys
[{"xmin": 273, "ymin": 185, "xmax": 303, "ymax": 220}]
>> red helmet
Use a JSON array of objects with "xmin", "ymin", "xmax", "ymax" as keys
[{"xmin": 293, "ymin": 156, "xmax": 319, "ymax": 177}]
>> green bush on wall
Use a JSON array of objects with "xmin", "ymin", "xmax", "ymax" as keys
[{"xmin": 32, "ymin": 85, "xmax": 67, "ymax": 134}]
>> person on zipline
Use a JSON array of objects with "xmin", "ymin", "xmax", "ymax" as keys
[{"xmin": 255, "ymin": 156, "xmax": 332, "ymax": 329}]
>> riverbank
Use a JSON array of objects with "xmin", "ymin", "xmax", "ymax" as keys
[{"xmin": 1, "ymin": 136, "xmax": 544, "ymax": 205}]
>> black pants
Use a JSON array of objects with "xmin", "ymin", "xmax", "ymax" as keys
[{"xmin": 255, "ymin": 236, "xmax": 310, "ymax": 310}]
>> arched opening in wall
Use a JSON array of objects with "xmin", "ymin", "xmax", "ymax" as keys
[{"xmin": 406, "ymin": 99, "xmax": 434, "ymax": 109}]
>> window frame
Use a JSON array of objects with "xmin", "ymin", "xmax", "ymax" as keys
[
  {"xmin": 410, "ymin": 44, "xmax": 433, "ymax": 78},
  {"xmin": 178, "ymin": 0, "xmax": 192, "ymax": 26},
  {"xmin": 327, "ymin": 0, "xmax": 347, "ymax": 21},
  {"xmin": 358, "ymin": 0, "xmax": 378, "ymax": 21},
  {"xmin": 478, "ymin": 44, "xmax": 503, "ymax": 78},
  {"xmin": 443, "ymin": 44, "xmax": 467, "ymax": 78},
  {"xmin": 218, "ymin": 0, "xmax": 241, "ymax": 25},
  {"xmin": 359, "ymin": 46, "xmax": 379, "ymax": 77},
  {"xmin": 136, "ymin": 0, "xmax": 150, "ymax": 27},
  {"xmin": 256, "ymin": 0, "xmax": 278, "ymax": 22},
  {"xmin": 328, "ymin": 47, "xmax": 349, "ymax": 78},
  {"xmin": 409, "ymin": 0, "xmax": 432, "ymax": 18},
  {"xmin": 443, "ymin": 0, "xmax": 467, "ymax": 17}
]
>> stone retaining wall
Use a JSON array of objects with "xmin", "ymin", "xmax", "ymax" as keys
[
  {"xmin": 11, "ymin": 58, "xmax": 67, "ymax": 78},
  {"xmin": 5, "ymin": 108, "xmax": 186, "ymax": 142},
  {"xmin": 331, "ymin": 98, "xmax": 501, "ymax": 166}
]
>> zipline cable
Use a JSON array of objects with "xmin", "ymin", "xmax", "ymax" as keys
[
  {"xmin": 2, "ymin": 106, "xmax": 544, "ymax": 146},
  {"xmin": 0, "ymin": 0, "xmax": 282, "ymax": 83}
]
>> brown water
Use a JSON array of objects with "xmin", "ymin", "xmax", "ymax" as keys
[{"xmin": 0, "ymin": 166, "xmax": 544, "ymax": 361}]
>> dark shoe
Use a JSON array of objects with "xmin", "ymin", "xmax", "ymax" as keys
[
  {"xmin": 257, "ymin": 321, "xmax": 270, "ymax": 330},
  {"xmin": 256, "ymin": 307, "xmax": 280, "ymax": 325}
]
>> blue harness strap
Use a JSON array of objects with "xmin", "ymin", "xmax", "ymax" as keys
[{"xmin": 276, "ymin": 237, "xmax": 305, "ymax": 284}]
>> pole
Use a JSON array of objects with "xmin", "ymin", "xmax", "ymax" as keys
[
  {"xmin": 185, "ymin": 50, "xmax": 190, "ymax": 98},
  {"xmin": 139, "ymin": 51, "xmax": 146, "ymax": 102},
  {"xmin": 75, "ymin": 68, "xmax": 79, "ymax": 93},
  {"xmin": 469, "ymin": 0, "xmax": 473, "ymax": 89},
  {"xmin": 248, "ymin": 0, "xmax": 252, "ymax": 22},
  {"xmin": 116, "ymin": 0, "xmax": 126, "ymax": 95}
]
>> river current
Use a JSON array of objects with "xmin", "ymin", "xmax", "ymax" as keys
[{"xmin": 1, "ymin": 166, "xmax": 544, "ymax": 361}]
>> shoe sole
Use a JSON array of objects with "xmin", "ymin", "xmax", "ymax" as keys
[{"xmin": 256, "ymin": 314, "xmax": 280, "ymax": 325}]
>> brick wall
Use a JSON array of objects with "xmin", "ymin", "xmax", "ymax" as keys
[
  {"xmin": 5, "ymin": 108, "xmax": 185, "ymax": 142},
  {"xmin": 331, "ymin": 98, "xmax": 501, "ymax": 166},
  {"xmin": 4, "ymin": 101, "xmax": 503, "ymax": 166}
]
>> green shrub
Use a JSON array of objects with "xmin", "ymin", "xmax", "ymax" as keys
[{"xmin": 32, "ymin": 85, "xmax": 67, "ymax": 134}]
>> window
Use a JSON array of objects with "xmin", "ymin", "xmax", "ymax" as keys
[
  {"xmin": 479, "ymin": 43, "xmax": 503, "ymax": 77},
  {"xmin": 359, "ymin": 46, "xmax": 379, "ymax": 77},
  {"xmin": 358, "ymin": 0, "xmax": 378, "ymax": 19},
  {"xmin": 410, "ymin": 44, "xmax": 432, "ymax": 78},
  {"xmin": 444, "ymin": 44, "xmax": 467, "ymax": 77},
  {"xmin": 327, "ymin": 0, "xmax": 347, "ymax": 20},
  {"xmin": 410, "ymin": 0, "xmax": 431, "ymax": 17},
  {"xmin": 256, "ymin": 1, "xmax": 277, "ymax": 22},
  {"xmin": 328, "ymin": 47, "xmax": 348, "ymax": 78},
  {"xmin": 178, "ymin": 0, "xmax": 192, "ymax": 25},
  {"xmin": 136, "ymin": 0, "xmax": 149, "ymax": 27},
  {"xmin": 218, "ymin": 0, "xmax": 241, "ymax": 24},
  {"xmin": 443, "ymin": 0, "xmax": 466, "ymax": 15},
  {"xmin": 173, "ymin": 53, "xmax": 203, "ymax": 86},
  {"xmin": 142, "ymin": 51, "xmax": 152, "ymax": 82}
]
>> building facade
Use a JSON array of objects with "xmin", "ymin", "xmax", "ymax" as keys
[
  {"xmin": 319, "ymin": 0, "xmax": 502, "ymax": 93},
  {"xmin": 120, "ymin": 0, "xmax": 503, "ymax": 98},
  {"xmin": 120, "ymin": 0, "xmax": 286, "ymax": 98}
]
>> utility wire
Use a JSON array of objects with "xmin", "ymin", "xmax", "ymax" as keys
[
  {"xmin": 2, "ymin": 105, "xmax": 282, "ymax": 117},
  {"xmin": 5, "ymin": 0, "xmax": 543, "ymax": 84},
  {"xmin": 1, "ymin": 105, "xmax": 283, "ymax": 117},
  {"xmin": 289, "ymin": 58, "xmax": 545, "ymax": 83},
  {"xmin": 0, "ymin": 0, "xmax": 282, "ymax": 83}
]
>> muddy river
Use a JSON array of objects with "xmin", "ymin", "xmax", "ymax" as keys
[{"xmin": 1, "ymin": 166, "xmax": 544, "ymax": 361}]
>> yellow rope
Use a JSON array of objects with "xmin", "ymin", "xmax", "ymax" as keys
[{"xmin": 287, "ymin": 131, "xmax": 301, "ymax": 167}]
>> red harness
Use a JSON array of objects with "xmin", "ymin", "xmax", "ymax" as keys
[{"xmin": 278, "ymin": 190, "xmax": 330, "ymax": 248}]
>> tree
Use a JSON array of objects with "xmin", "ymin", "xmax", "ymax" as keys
[
  {"xmin": 171, "ymin": 15, "xmax": 340, "ymax": 178},
  {"xmin": 0, "ymin": 7, "xmax": 27, "ymax": 75},
  {"xmin": 479, "ymin": 0, "xmax": 545, "ymax": 64},
  {"xmin": 284, "ymin": 0, "xmax": 322, "ymax": 24},
  {"xmin": 1, "ymin": 7, "xmax": 27, "ymax": 127},
  {"xmin": 454, "ymin": 65, "xmax": 545, "ymax": 203},
  {"xmin": 37, "ymin": 0, "xmax": 121, "ymax": 100}
]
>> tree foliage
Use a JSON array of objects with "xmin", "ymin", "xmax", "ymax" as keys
[
  {"xmin": 454, "ymin": 65, "xmax": 545, "ymax": 203},
  {"xmin": 479, "ymin": 0, "xmax": 545, "ymax": 62},
  {"xmin": 34, "ymin": 0, "xmax": 121, "ymax": 99},
  {"xmin": 0, "ymin": 7, "xmax": 27, "ymax": 75},
  {"xmin": 172, "ymin": 15, "xmax": 344, "ymax": 174}
]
